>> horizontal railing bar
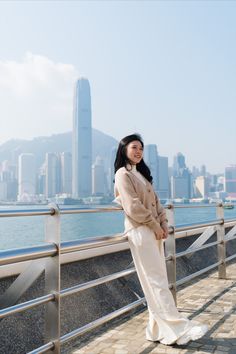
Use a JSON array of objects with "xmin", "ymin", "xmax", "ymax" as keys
[
  {"xmin": 176, "ymin": 240, "xmax": 220, "ymax": 258},
  {"xmin": 61, "ymin": 234, "xmax": 127, "ymax": 253},
  {"xmin": 226, "ymin": 254, "xmax": 236, "ymax": 262},
  {"xmin": 0, "ymin": 220, "xmax": 235, "ymax": 267},
  {"xmin": 27, "ymin": 341, "xmax": 54, "ymax": 354},
  {"xmin": 224, "ymin": 218, "xmax": 236, "ymax": 223},
  {"xmin": 175, "ymin": 219, "xmax": 223, "ymax": 232},
  {"xmin": 60, "ymin": 268, "xmax": 136, "ymax": 298},
  {"xmin": 60, "ymin": 207, "xmax": 123, "ymax": 214},
  {"xmin": 0, "ymin": 208, "xmax": 55, "ymax": 217},
  {"xmin": 176, "ymin": 261, "xmax": 221, "ymax": 287},
  {"xmin": 1, "ymin": 221, "xmax": 236, "ymax": 265},
  {"xmin": 0, "ymin": 294, "xmax": 54, "ymax": 319},
  {"xmin": 1, "ymin": 204, "xmax": 235, "ymax": 219},
  {"xmin": 170, "ymin": 204, "xmax": 219, "ymax": 208},
  {"xmin": 0, "ymin": 244, "xmax": 57, "ymax": 266},
  {"xmin": 0, "ymin": 206, "xmax": 123, "ymax": 218},
  {"xmin": 60, "ymin": 297, "xmax": 146, "ymax": 344},
  {"xmin": 176, "ymin": 220, "xmax": 236, "ymax": 239}
]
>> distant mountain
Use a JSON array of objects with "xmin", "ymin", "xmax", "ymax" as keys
[{"xmin": 0, "ymin": 129, "xmax": 118, "ymax": 171}]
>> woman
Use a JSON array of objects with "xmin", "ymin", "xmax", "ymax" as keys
[{"xmin": 114, "ymin": 133, "xmax": 208, "ymax": 346}]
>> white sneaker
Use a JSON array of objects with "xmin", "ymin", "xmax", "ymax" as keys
[{"xmin": 176, "ymin": 324, "xmax": 208, "ymax": 345}]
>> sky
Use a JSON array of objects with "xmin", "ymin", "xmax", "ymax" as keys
[{"xmin": 0, "ymin": 0, "xmax": 236, "ymax": 174}]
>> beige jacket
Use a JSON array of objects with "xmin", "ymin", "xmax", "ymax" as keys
[{"xmin": 114, "ymin": 166, "xmax": 168, "ymax": 234}]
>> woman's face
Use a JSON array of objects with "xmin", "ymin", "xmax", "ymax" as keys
[{"xmin": 126, "ymin": 140, "xmax": 143, "ymax": 165}]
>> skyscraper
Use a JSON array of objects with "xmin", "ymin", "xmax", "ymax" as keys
[
  {"xmin": 158, "ymin": 156, "xmax": 169, "ymax": 199},
  {"xmin": 72, "ymin": 78, "xmax": 92, "ymax": 198},
  {"xmin": 173, "ymin": 152, "xmax": 186, "ymax": 176},
  {"xmin": 18, "ymin": 153, "xmax": 36, "ymax": 201},
  {"xmin": 60, "ymin": 152, "xmax": 72, "ymax": 195},
  {"xmin": 92, "ymin": 156, "xmax": 105, "ymax": 196},
  {"xmin": 45, "ymin": 153, "xmax": 60, "ymax": 198},
  {"xmin": 144, "ymin": 144, "xmax": 158, "ymax": 192},
  {"xmin": 195, "ymin": 176, "xmax": 210, "ymax": 198},
  {"xmin": 171, "ymin": 176, "xmax": 190, "ymax": 199},
  {"xmin": 108, "ymin": 146, "xmax": 117, "ymax": 195},
  {"xmin": 225, "ymin": 165, "xmax": 236, "ymax": 197}
]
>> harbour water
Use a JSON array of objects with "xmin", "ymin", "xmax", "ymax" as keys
[{"xmin": 1, "ymin": 204, "xmax": 236, "ymax": 250}]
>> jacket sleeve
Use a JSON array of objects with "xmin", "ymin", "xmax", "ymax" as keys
[
  {"xmin": 155, "ymin": 192, "xmax": 168, "ymax": 229},
  {"xmin": 115, "ymin": 171, "xmax": 162, "ymax": 233}
]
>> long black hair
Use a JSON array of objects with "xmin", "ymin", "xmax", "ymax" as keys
[{"xmin": 114, "ymin": 133, "xmax": 153, "ymax": 183}]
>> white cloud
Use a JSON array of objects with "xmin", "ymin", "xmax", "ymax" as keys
[{"xmin": 0, "ymin": 52, "xmax": 79, "ymax": 144}]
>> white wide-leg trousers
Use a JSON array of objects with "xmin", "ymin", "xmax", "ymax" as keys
[{"xmin": 127, "ymin": 225, "xmax": 198, "ymax": 345}]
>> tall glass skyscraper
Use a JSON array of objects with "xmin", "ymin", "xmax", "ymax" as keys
[
  {"xmin": 72, "ymin": 78, "xmax": 92, "ymax": 198},
  {"xmin": 225, "ymin": 165, "xmax": 236, "ymax": 197},
  {"xmin": 144, "ymin": 144, "xmax": 158, "ymax": 192},
  {"xmin": 18, "ymin": 153, "xmax": 36, "ymax": 201}
]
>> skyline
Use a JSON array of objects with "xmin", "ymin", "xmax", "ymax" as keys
[{"xmin": 0, "ymin": 1, "xmax": 236, "ymax": 173}]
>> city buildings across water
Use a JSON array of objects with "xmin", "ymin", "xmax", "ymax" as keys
[
  {"xmin": 0, "ymin": 142, "xmax": 233, "ymax": 205},
  {"xmin": 0, "ymin": 77, "xmax": 235, "ymax": 205}
]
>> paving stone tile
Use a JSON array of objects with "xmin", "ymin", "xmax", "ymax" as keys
[
  {"xmin": 165, "ymin": 349, "xmax": 181, "ymax": 354},
  {"xmin": 149, "ymin": 349, "xmax": 166, "ymax": 354},
  {"xmin": 216, "ymin": 346, "xmax": 232, "ymax": 351}
]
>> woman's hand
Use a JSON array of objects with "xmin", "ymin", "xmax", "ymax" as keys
[
  {"xmin": 154, "ymin": 228, "xmax": 164, "ymax": 240},
  {"xmin": 155, "ymin": 225, "xmax": 169, "ymax": 240},
  {"xmin": 162, "ymin": 225, "xmax": 169, "ymax": 239}
]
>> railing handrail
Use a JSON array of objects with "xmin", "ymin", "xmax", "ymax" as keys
[
  {"xmin": 0, "ymin": 218, "xmax": 236, "ymax": 267},
  {"xmin": 0, "ymin": 244, "xmax": 57, "ymax": 266},
  {"xmin": 0, "ymin": 206, "xmax": 123, "ymax": 217},
  {"xmin": 0, "ymin": 201, "xmax": 233, "ymax": 218}
]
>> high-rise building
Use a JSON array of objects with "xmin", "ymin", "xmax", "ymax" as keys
[
  {"xmin": 195, "ymin": 176, "xmax": 210, "ymax": 198},
  {"xmin": 171, "ymin": 152, "xmax": 193, "ymax": 199},
  {"xmin": 108, "ymin": 146, "xmax": 117, "ymax": 195},
  {"xmin": 11, "ymin": 146, "xmax": 22, "ymax": 181},
  {"xmin": 158, "ymin": 156, "xmax": 169, "ymax": 199},
  {"xmin": 37, "ymin": 164, "xmax": 46, "ymax": 196},
  {"xmin": 72, "ymin": 78, "xmax": 92, "ymax": 198},
  {"xmin": 18, "ymin": 153, "xmax": 36, "ymax": 201},
  {"xmin": 0, "ymin": 181, "xmax": 7, "ymax": 201},
  {"xmin": 144, "ymin": 144, "xmax": 158, "ymax": 192},
  {"xmin": 0, "ymin": 160, "xmax": 17, "ymax": 201},
  {"xmin": 60, "ymin": 152, "xmax": 72, "ymax": 195},
  {"xmin": 45, "ymin": 153, "xmax": 60, "ymax": 198},
  {"xmin": 173, "ymin": 152, "xmax": 186, "ymax": 176},
  {"xmin": 192, "ymin": 166, "xmax": 200, "ymax": 178},
  {"xmin": 92, "ymin": 156, "xmax": 105, "ymax": 196},
  {"xmin": 200, "ymin": 165, "xmax": 207, "ymax": 177},
  {"xmin": 171, "ymin": 176, "xmax": 190, "ymax": 199},
  {"xmin": 225, "ymin": 165, "xmax": 236, "ymax": 197}
]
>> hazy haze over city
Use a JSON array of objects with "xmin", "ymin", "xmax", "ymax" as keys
[{"xmin": 0, "ymin": 1, "xmax": 236, "ymax": 173}]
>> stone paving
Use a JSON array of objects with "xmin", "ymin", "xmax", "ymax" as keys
[{"xmin": 69, "ymin": 262, "xmax": 236, "ymax": 354}]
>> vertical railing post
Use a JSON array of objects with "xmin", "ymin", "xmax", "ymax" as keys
[
  {"xmin": 216, "ymin": 203, "xmax": 226, "ymax": 279},
  {"xmin": 165, "ymin": 204, "xmax": 177, "ymax": 304},
  {"xmin": 44, "ymin": 203, "xmax": 61, "ymax": 353}
]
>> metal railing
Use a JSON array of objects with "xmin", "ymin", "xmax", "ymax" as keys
[{"xmin": 0, "ymin": 203, "xmax": 236, "ymax": 353}]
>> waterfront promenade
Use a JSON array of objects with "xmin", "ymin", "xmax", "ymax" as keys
[{"xmin": 70, "ymin": 261, "xmax": 236, "ymax": 354}]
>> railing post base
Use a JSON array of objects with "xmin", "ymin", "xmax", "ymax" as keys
[
  {"xmin": 165, "ymin": 205, "xmax": 177, "ymax": 304},
  {"xmin": 216, "ymin": 204, "xmax": 226, "ymax": 279}
]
